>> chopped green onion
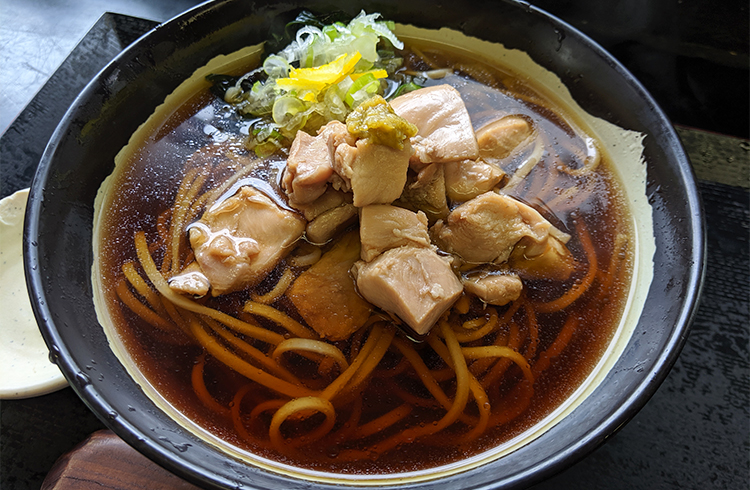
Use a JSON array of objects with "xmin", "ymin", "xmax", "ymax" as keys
[
  {"xmin": 390, "ymin": 81, "xmax": 423, "ymax": 99},
  {"xmin": 212, "ymin": 11, "xmax": 405, "ymax": 131},
  {"xmin": 345, "ymin": 73, "xmax": 382, "ymax": 107},
  {"xmin": 322, "ymin": 24, "xmax": 340, "ymax": 41},
  {"xmin": 263, "ymin": 55, "xmax": 290, "ymax": 78},
  {"xmin": 253, "ymin": 140, "xmax": 281, "ymax": 158}
]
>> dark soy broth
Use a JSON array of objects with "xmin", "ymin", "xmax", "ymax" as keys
[{"xmin": 97, "ymin": 40, "xmax": 633, "ymax": 474}]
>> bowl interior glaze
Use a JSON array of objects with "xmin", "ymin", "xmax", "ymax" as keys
[{"xmin": 24, "ymin": 1, "xmax": 703, "ymax": 489}]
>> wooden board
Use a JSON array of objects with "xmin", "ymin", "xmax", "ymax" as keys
[{"xmin": 41, "ymin": 430, "xmax": 200, "ymax": 490}]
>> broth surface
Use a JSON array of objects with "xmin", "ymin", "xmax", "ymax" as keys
[{"xmin": 97, "ymin": 40, "xmax": 633, "ymax": 474}]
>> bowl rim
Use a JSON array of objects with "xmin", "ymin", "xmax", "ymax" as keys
[{"xmin": 24, "ymin": 0, "xmax": 705, "ymax": 488}]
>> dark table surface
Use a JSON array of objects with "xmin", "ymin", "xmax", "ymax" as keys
[{"xmin": 1, "ymin": 1, "xmax": 748, "ymax": 489}]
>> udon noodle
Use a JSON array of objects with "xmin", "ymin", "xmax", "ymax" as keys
[{"xmin": 95, "ymin": 13, "xmax": 634, "ymax": 475}]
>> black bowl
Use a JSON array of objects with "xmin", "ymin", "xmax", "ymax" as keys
[{"xmin": 24, "ymin": 0, "xmax": 704, "ymax": 488}]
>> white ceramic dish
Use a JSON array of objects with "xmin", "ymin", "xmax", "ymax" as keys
[{"xmin": 0, "ymin": 188, "xmax": 68, "ymax": 399}]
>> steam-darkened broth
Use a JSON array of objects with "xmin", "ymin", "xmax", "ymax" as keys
[{"xmin": 96, "ymin": 22, "xmax": 633, "ymax": 475}]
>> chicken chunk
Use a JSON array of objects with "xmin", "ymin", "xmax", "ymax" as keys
[
  {"xmin": 396, "ymin": 163, "xmax": 449, "ymax": 223},
  {"xmin": 476, "ymin": 115, "xmax": 534, "ymax": 162},
  {"xmin": 283, "ymin": 130, "xmax": 335, "ymax": 205},
  {"xmin": 509, "ymin": 235, "xmax": 575, "ymax": 281},
  {"xmin": 318, "ymin": 119, "xmax": 357, "ymax": 148},
  {"xmin": 431, "ymin": 191, "xmax": 552, "ymax": 264},
  {"xmin": 390, "ymin": 85, "xmax": 479, "ymax": 164},
  {"xmin": 359, "ymin": 205, "xmax": 432, "ymax": 262},
  {"xmin": 333, "ymin": 138, "xmax": 411, "ymax": 207},
  {"xmin": 461, "ymin": 272, "xmax": 523, "ymax": 306},
  {"xmin": 444, "ymin": 158, "xmax": 505, "ymax": 202},
  {"xmin": 293, "ymin": 187, "xmax": 351, "ymax": 221},
  {"xmin": 288, "ymin": 231, "xmax": 372, "ymax": 341},
  {"xmin": 283, "ymin": 121, "xmax": 356, "ymax": 206},
  {"xmin": 168, "ymin": 261, "xmax": 210, "ymax": 297},
  {"xmin": 189, "ymin": 186, "xmax": 305, "ymax": 296},
  {"xmin": 353, "ymin": 246, "xmax": 462, "ymax": 336},
  {"xmin": 305, "ymin": 203, "xmax": 358, "ymax": 244}
]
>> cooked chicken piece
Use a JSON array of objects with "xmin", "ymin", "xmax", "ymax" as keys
[
  {"xmin": 305, "ymin": 203, "xmax": 358, "ymax": 244},
  {"xmin": 431, "ymin": 191, "xmax": 552, "ymax": 264},
  {"xmin": 189, "ymin": 186, "xmax": 305, "ymax": 296},
  {"xmin": 476, "ymin": 115, "xmax": 534, "ymax": 162},
  {"xmin": 319, "ymin": 120, "xmax": 358, "ymax": 194},
  {"xmin": 333, "ymin": 138, "xmax": 411, "ymax": 207},
  {"xmin": 396, "ymin": 163, "xmax": 449, "ymax": 223},
  {"xmin": 461, "ymin": 272, "xmax": 523, "ymax": 306},
  {"xmin": 288, "ymin": 231, "xmax": 372, "ymax": 341},
  {"xmin": 509, "ymin": 235, "xmax": 575, "ymax": 281},
  {"xmin": 168, "ymin": 261, "xmax": 210, "ymax": 297},
  {"xmin": 293, "ymin": 187, "xmax": 351, "ymax": 221},
  {"xmin": 390, "ymin": 85, "xmax": 478, "ymax": 164},
  {"xmin": 318, "ymin": 119, "xmax": 357, "ymax": 148},
  {"xmin": 353, "ymin": 246, "xmax": 462, "ymax": 336},
  {"xmin": 359, "ymin": 205, "xmax": 431, "ymax": 262},
  {"xmin": 283, "ymin": 121, "xmax": 357, "ymax": 206},
  {"xmin": 283, "ymin": 130, "xmax": 335, "ymax": 205},
  {"xmin": 444, "ymin": 158, "xmax": 505, "ymax": 202}
]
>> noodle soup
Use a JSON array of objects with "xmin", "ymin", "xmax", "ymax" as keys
[{"xmin": 94, "ymin": 15, "xmax": 636, "ymax": 479}]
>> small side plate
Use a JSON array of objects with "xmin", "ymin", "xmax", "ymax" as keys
[{"xmin": 0, "ymin": 188, "xmax": 68, "ymax": 399}]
